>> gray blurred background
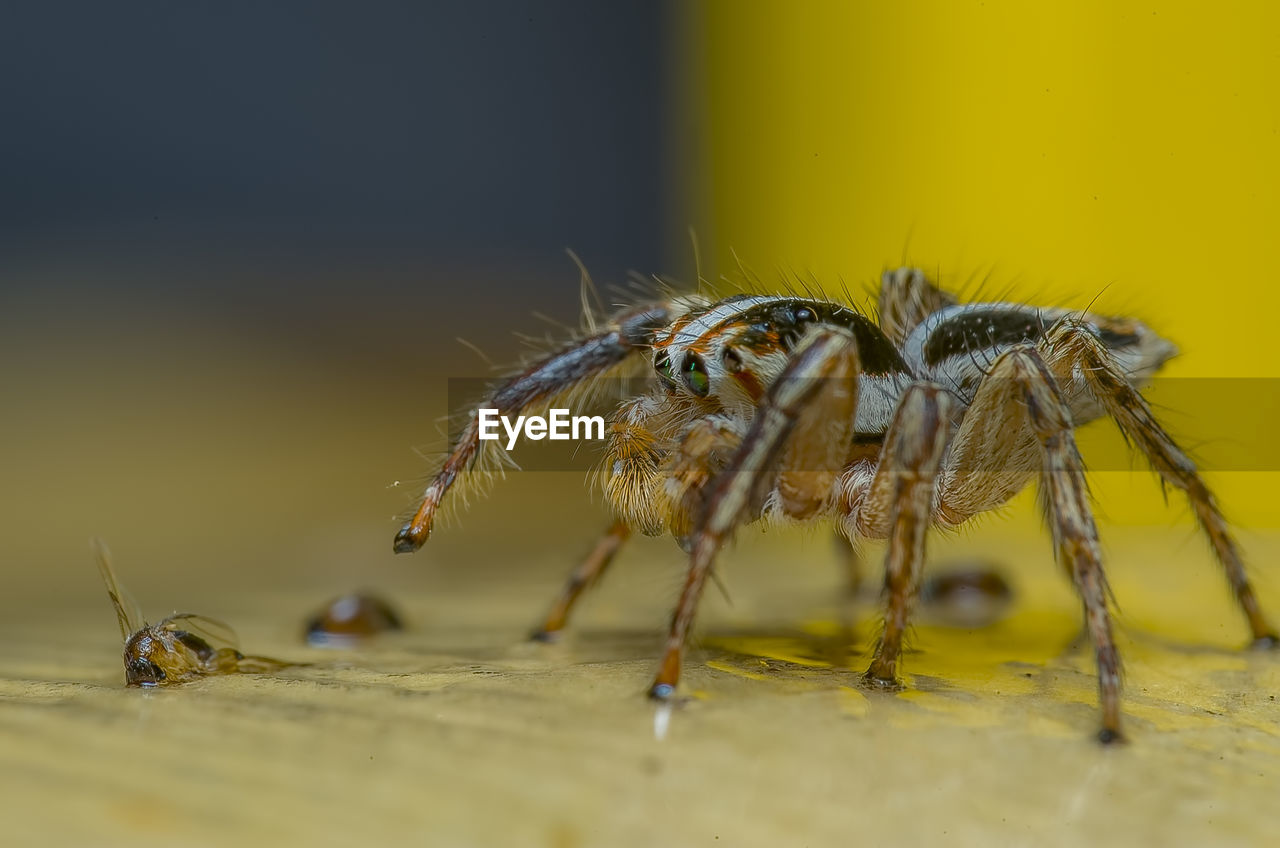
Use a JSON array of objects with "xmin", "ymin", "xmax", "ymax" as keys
[
  {"xmin": 1, "ymin": 1, "xmax": 670, "ymax": 305},
  {"xmin": 0, "ymin": 2, "xmax": 686, "ymax": 615}
]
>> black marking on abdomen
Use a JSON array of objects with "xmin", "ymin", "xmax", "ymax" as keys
[
  {"xmin": 1098, "ymin": 328, "xmax": 1140, "ymax": 349},
  {"xmin": 922, "ymin": 308, "xmax": 1048, "ymax": 367}
]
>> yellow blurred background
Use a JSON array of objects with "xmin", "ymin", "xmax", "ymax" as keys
[{"xmin": 684, "ymin": 0, "xmax": 1280, "ymax": 525}]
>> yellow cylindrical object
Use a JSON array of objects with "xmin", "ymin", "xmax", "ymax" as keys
[{"xmin": 689, "ymin": 0, "xmax": 1280, "ymax": 525}]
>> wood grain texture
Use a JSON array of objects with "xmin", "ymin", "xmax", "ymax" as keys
[{"xmin": 3, "ymin": 525, "xmax": 1279, "ymax": 847}]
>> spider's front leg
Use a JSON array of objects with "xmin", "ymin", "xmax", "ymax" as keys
[
  {"xmin": 648, "ymin": 328, "xmax": 862, "ymax": 699},
  {"xmin": 393, "ymin": 302, "xmax": 671, "ymax": 553}
]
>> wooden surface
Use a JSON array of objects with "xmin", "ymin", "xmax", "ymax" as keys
[{"xmin": 3, "ymin": 518, "xmax": 1279, "ymax": 847}]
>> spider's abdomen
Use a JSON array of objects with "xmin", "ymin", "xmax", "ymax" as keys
[{"xmin": 903, "ymin": 302, "xmax": 1177, "ymax": 412}]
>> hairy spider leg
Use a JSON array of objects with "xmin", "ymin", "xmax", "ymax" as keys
[
  {"xmin": 664, "ymin": 416, "xmax": 746, "ymax": 548},
  {"xmin": 936, "ymin": 345, "xmax": 1123, "ymax": 743},
  {"xmin": 394, "ymin": 303, "xmax": 672, "ymax": 553},
  {"xmin": 1040, "ymin": 320, "xmax": 1279, "ymax": 647},
  {"xmin": 833, "ymin": 531, "xmax": 864, "ymax": 596},
  {"xmin": 648, "ymin": 328, "xmax": 861, "ymax": 699},
  {"xmin": 877, "ymin": 266, "xmax": 958, "ymax": 347},
  {"xmin": 860, "ymin": 384, "xmax": 956, "ymax": 687},
  {"xmin": 530, "ymin": 519, "xmax": 631, "ymax": 641}
]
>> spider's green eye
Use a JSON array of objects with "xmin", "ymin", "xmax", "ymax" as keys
[
  {"xmin": 683, "ymin": 354, "xmax": 710, "ymax": 397},
  {"xmin": 654, "ymin": 351, "xmax": 678, "ymax": 390}
]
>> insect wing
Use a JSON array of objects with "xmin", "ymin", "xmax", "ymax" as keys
[
  {"xmin": 156, "ymin": 613, "xmax": 242, "ymax": 652},
  {"xmin": 92, "ymin": 538, "xmax": 145, "ymax": 642}
]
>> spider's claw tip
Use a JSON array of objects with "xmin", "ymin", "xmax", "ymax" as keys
[
  {"xmin": 393, "ymin": 527, "xmax": 424, "ymax": 554},
  {"xmin": 860, "ymin": 670, "xmax": 904, "ymax": 692},
  {"xmin": 648, "ymin": 682, "xmax": 676, "ymax": 702},
  {"xmin": 529, "ymin": 628, "xmax": 562, "ymax": 644},
  {"xmin": 1249, "ymin": 633, "xmax": 1280, "ymax": 651},
  {"xmin": 1096, "ymin": 727, "xmax": 1126, "ymax": 746}
]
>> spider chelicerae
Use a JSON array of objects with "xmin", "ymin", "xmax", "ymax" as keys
[{"xmin": 394, "ymin": 266, "xmax": 1278, "ymax": 743}]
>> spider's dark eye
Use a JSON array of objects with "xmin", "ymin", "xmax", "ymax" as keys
[
  {"xmin": 654, "ymin": 351, "xmax": 678, "ymax": 390},
  {"xmin": 722, "ymin": 348, "xmax": 743, "ymax": 373},
  {"xmin": 683, "ymin": 354, "xmax": 710, "ymax": 397},
  {"xmin": 795, "ymin": 307, "xmax": 815, "ymax": 323}
]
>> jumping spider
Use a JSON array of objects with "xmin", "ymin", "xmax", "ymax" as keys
[{"xmin": 395, "ymin": 267, "xmax": 1278, "ymax": 743}]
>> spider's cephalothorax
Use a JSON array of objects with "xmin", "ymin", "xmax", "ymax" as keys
[{"xmin": 394, "ymin": 267, "xmax": 1277, "ymax": 743}]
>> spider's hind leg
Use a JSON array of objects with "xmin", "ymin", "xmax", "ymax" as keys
[
  {"xmin": 1041, "ymin": 320, "xmax": 1279, "ymax": 648},
  {"xmin": 937, "ymin": 345, "xmax": 1124, "ymax": 742}
]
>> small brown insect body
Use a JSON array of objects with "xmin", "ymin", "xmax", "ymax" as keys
[
  {"xmin": 120, "ymin": 615, "xmax": 266, "ymax": 687},
  {"xmin": 304, "ymin": 593, "xmax": 403, "ymax": 647},
  {"xmin": 124, "ymin": 620, "xmax": 218, "ymax": 686},
  {"xmin": 94, "ymin": 540, "xmax": 293, "ymax": 687}
]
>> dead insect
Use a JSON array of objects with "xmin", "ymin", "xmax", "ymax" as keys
[
  {"xmin": 94, "ymin": 539, "xmax": 295, "ymax": 686},
  {"xmin": 393, "ymin": 267, "xmax": 1278, "ymax": 743},
  {"xmin": 918, "ymin": 564, "xmax": 1014, "ymax": 628},
  {"xmin": 304, "ymin": 593, "xmax": 403, "ymax": 647}
]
